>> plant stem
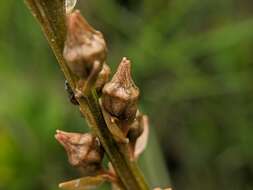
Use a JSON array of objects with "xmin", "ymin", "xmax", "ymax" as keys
[{"xmin": 24, "ymin": 0, "xmax": 149, "ymax": 189}]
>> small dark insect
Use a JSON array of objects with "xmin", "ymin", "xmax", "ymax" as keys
[{"xmin": 64, "ymin": 80, "xmax": 79, "ymax": 105}]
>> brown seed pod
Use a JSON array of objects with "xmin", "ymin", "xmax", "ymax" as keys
[
  {"xmin": 55, "ymin": 130, "xmax": 104, "ymax": 174},
  {"xmin": 63, "ymin": 10, "xmax": 107, "ymax": 78},
  {"xmin": 102, "ymin": 57, "xmax": 139, "ymax": 123}
]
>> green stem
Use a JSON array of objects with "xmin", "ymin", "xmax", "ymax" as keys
[{"xmin": 24, "ymin": 0, "xmax": 149, "ymax": 189}]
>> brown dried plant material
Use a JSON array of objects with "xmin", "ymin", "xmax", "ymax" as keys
[
  {"xmin": 95, "ymin": 63, "xmax": 111, "ymax": 92},
  {"xmin": 63, "ymin": 10, "xmax": 107, "ymax": 79},
  {"xmin": 100, "ymin": 99, "xmax": 129, "ymax": 143},
  {"xmin": 128, "ymin": 112, "xmax": 145, "ymax": 144},
  {"xmin": 59, "ymin": 171, "xmax": 120, "ymax": 190},
  {"xmin": 55, "ymin": 130, "xmax": 104, "ymax": 175},
  {"xmin": 153, "ymin": 188, "xmax": 172, "ymax": 190},
  {"xmin": 127, "ymin": 114, "xmax": 149, "ymax": 160},
  {"xmin": 59, "ymin": 175, "xmax": 105, "ymax": 190},
  {"xmin": 133, "ymin": 115, "xmax": 149, "ymax": 159},
  {"xmin": 102, "ymin": 57, "xmax": 140, "ymax": 124}
]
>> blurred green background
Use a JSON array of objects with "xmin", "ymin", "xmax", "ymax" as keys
[{"xmin": 1, "ymin": 0, "xmax": 253, "ymax": 189}]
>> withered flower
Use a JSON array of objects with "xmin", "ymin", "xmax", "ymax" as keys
[
  {"xmin": 55, "ymin": 130, "xmax": 104, "ymax": 174},
  {"xmin": 63, "ymin": 10, "xmax": 107, "ymax": 78},
  {"xmin": 102, "ymin": 57, "xmax": 139, "ymax": 123}
]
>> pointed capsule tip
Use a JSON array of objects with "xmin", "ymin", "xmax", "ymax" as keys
[
  {"xmin": 56, "ymin": 129, "xmax": 61, "ymax": 134},
  {"xmin": 67, "ymin": 10, "xmax": 92, "ymax": 34},
  {"xmin": 58, "ymin": 182, "xmax": 66, "ymax": 189},
  {"xmin": 55, "ymin": 130, "xmax": 70, "ymax": 137},
  {"xmin": 55, "ymin": 131, "xmax": 71, "ymax": 146},
  {"xmin": 55, "ymin": 133, "xmax": 64, "ymax": 143},
  {"xmin": 112, "ymin": 57, "xmax": 133, "ymax": 84},
  {"xmin": 120, "ymin": 57, "xmax": 131, "ymax": 67},
  {"xmin": 122, "ymin": 57, "xmax": 129, "ymax": 62}
]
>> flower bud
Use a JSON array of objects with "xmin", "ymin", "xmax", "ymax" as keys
[
  {"xmin": 102, "ymin": 57, "xmax": 139, "ymax": 123},
  {"xmin": 55, "ymin": 130, "xmax": 104, "ymax": 174},
  {"xmin": 95, "ymin": 63, "xmax": 111, "ymax": 91},
  {"xmin": 63, "ymin": 10, "xmax": 107, "ymax": 78}
]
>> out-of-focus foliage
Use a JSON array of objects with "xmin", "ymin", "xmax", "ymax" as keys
[{"xmin": 0, "ymin": 0, "xmax": 253, "ymax": 190}]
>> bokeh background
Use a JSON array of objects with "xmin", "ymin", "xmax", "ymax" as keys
[{"xmin": 1, "ymin": 0, "xmax": 253, "ymax": 189}]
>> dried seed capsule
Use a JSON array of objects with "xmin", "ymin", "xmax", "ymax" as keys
[
  {"xmin": 55, "ymin": 130, "xmax": 104, "ymax": 174},
  {"xmin": 63, "ymin": 10, "xmax": 107, "ymax": 79},
  {"xmin": 102, "ymin": 57, "xmax": 139, "ymax": 123}
]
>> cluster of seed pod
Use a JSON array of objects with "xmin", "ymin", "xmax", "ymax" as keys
[{"xmin": 55, "ymin": 5, "xmax": 150, "ymax": 190}]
